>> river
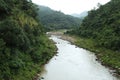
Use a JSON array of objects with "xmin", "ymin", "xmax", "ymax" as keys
[{"xmin": 38, "ymin": 35, "xmax": 118, "ymax": 80}]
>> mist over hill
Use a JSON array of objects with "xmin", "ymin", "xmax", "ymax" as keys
[{"xmin": 71, "ymin": 11, "xmax": 88, "ymax": 19}]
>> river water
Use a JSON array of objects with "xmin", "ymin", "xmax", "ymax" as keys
[{"xmin": 38, "ymin": 35, "xmax": 118, "ymax": 80}]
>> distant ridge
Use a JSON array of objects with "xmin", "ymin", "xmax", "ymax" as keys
[{"xmin": 71, "ymin": 11, "xmax": 88, "ymax": 19}]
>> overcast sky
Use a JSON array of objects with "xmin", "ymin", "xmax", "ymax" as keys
[{"xmin": 32, "ymin": 0, "xmax": 110, "ymax": 14}]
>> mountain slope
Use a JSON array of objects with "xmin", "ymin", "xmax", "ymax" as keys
[
  {"xmin": 0, "ymin": 0, "xmax": 56, "ymax": 80},
  {"xmin": 37, "ymin": 6, "xmax": 82, "ymax": 31},
  {"xmin": 71, "ymin": 0, "xmax": 120, "ymax": 51}
]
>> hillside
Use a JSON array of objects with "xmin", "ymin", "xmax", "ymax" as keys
[
  {"xmin": 78, "ymin": 0, "xmax": 120, "ymax": 51},
  {"xmin": 67, "ymin": 0, "xmax": 120, "ymax": 74},
  {"xmin": 0, "ymin": 0, "xmax": 56, "ymax": 80},
  {"xmin": 37, "ymin": 6, "xmax": 82, "ymax": 31}
]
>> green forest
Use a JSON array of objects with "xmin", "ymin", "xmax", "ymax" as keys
[
  {"xmin": 0, "ymin": 0, "xmax": 120, "ymax": 80},
  {"xmin": 0, "ymin": 0, "xmax": 56, "ymax": 80},
  {"xmin": 37, "ymin": 6, "xmax": 82, "ymax": 31},
  {"xmin": 67, "ymin": 0, "xmax": 120, "ymax": 74}
]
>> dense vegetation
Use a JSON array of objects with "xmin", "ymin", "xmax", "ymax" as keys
[
  {"xmin": 37, "ymin": 6, "xmax": 82, "ymax": 31},
  {"xmin": 0, "ymin": 0, "xmax": 56, "ymax": 80},
  {"xmin": 67, "ymin": 0, "xmax": 120, "ymax": 74}
]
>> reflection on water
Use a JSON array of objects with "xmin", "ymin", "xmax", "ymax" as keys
[{"xmin": 38, "ymin": 35, "xmax": 118, "ymax": 80}]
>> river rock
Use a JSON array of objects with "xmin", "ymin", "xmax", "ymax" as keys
[{"xmin": 41, "ymin": 77, "xmax": 44, "ymax": 79}]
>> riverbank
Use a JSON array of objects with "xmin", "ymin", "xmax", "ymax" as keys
[
  {"xmin": 73, "ymin": 35, "xmax": 120, "ymax": 77},
  {"xmin": 33, "ymin": 37, "xmax": 57, "ymax": 80},
  {"xmin": 48, "ymin": 31, "xmax": 120, "ymax": 78}
]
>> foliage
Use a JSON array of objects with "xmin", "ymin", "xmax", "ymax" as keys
[{"xmin": 0, "ymin": 0, "xmax": 56, "ymax": 80}]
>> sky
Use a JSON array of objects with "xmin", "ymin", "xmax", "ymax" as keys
[{"xmin": 32, "ymin": 0, "xmax": 110, "ymax": 14}]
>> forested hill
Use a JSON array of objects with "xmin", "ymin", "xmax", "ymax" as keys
[
  {"xmin": 67, "ymin": 0, "xmax": 120, "ymax": 74},
  {"xmin": 0, "ymin": 0, "xmax": 56, "ymax": 80},
  {"xmin": 70, "ymin": 0, "xmax": 120, "ymax": 51},
  {"xmin": 37, "ymin": 6, "xmax": 82, "ymax": 31}
]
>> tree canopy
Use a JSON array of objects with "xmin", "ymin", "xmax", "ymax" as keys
[
  {"xmin": 0, "ymin": 0, "xmax": 56, "ymax": 80},
  {"xmin": 69, "ymin": 0, "xmax": 120, "ymax": 51}
]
